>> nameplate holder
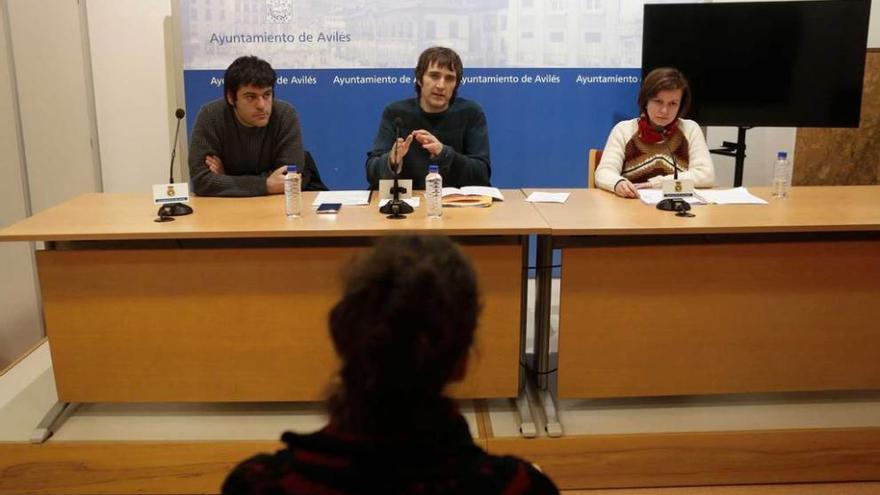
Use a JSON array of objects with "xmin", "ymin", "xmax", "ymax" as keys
[
  {"xmin": 152, "ymin": 183, "xmax": 191, "ymax": 205},
  {"xmin": 662, "ymin": 178, "xmax": 695, "ymax": 198},
  {"xmin": 378, "ymin": 179, "xmax": 413, "ymax": 200}
]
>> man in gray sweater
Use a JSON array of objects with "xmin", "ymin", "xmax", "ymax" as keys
[{"xmin": 188, "ymin": 56, "xmax": 312, "ymax": 197}]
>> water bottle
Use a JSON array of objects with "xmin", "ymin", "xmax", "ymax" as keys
[
  {"xmin": 771, "ymin": 151, "xmax": 791, "ymax": 199},
  {"xmin": 284, "ymin": 164, "xmax": 302, "ymax": 217},
  {"xmin": 425, "ymin": 164, "xmax": 443, "ymax": 218}
]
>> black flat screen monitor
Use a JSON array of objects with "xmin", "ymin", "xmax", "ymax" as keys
[{"xmin": 642, "ymin": 0, "xmax": 870, "ymax": 127}]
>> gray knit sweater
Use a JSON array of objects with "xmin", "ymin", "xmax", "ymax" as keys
[{"xmin": 188, "ymin": 98, "xmax": 304, "ymax": 197}]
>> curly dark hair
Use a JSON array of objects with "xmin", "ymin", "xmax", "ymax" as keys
[
  {"xmin": 224, "ymin": 55, "xmax": 276, "ymax": 103},
  {"xmin": 327, "ymin": 234, "xmax": 480, "ymax": 432}
]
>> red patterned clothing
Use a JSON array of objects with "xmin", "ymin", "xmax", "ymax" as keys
[
  {"xmin": 595, "ymin": 117, "xmax": 715, "ymax": 192},
  {"xmin": 222, "ymin": 407, "xmax": 558, "ymax": 495}
]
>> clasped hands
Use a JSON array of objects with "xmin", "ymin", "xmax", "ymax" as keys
[
  {"xmin": 206, "ymin": 154, "xmax": 287, "ymax": 194},
  {"xmin": 388, "ymin": 129, "xmax": 443, "ymax": 172}
]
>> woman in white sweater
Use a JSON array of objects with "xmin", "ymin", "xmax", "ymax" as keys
[{"xmin": 595, "ymin": 67, "xmax": 715, "ymax": 198}]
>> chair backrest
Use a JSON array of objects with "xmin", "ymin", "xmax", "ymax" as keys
[
  {"xmin": 588, "ymin": 149, "xmax": 603, "ymax": 188},
  {"xmin": 303, "ymin": 150, "xmax": 329, "ymax": 191}
]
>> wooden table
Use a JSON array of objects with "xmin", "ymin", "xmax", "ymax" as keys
[
  {"xmin": 529, "ymin": 186, "xmax": 880, "ymax": 399},
  {"xmin": 0, "ymin": 191, "xmax": 550, "ymax": 403}
]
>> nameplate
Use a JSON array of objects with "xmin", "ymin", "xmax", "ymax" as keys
[
  {"xmin": 152, "ymin": 183, "xmax": 191, "ymax": 204},
  {"xmin": 662, "ymin": 178, "xmax": 694, "ymax": 198},
  {"xmin": 378, "ymin": 179, "xmax": 413, "ymax": 200}
]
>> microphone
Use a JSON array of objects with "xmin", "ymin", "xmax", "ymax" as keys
[
  {"xmin": 168, "ymin": 108, "xmax": 185, "ymax": 183},
  {"xmin": 654, "ymin": 122, "xmax": 693, "ymax": 215},
  {"xmin": 390, "ymin": 117, "xmax": 403, "ymax": 174},
  {"xmin": 157, "ymin": 108, "xmax": 193, "ymax": 218},
  {"xmin": 393, "ymin": 116, "xmax": 403, "ymax": 140},
  {"xmin": 379, "ymin": 116, "xmax": 413, "ymax": 219}
]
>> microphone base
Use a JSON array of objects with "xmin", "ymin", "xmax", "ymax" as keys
[
  {"xmin": 379, "ymin": 200, "xmax": 413, "ymax": 219},
  {"xmin": 656, "ymin": 198, "xmax": 691, "ymax": 212},
  {"xmin": 157, "ymin": 202, "xmax": 194, "ymax": 217}
]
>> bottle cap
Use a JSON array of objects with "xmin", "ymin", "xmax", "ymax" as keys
[
  {"xmin": 429, "ymin": 165, "xmax": 439, "ymax": 173},
  {"xmin": 286, "ymin": 164, "xmax": 298, "ymax": 173},
  {"xmin": 777, "ymin": 151, "xmax": 788, "ymax": 160}
]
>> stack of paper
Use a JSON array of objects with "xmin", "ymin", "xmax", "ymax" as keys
[
  {"xmin": 638, "ymin": 187, "xmax": 767, "ymax": 206},
  {"xmin": 312, "ymin": 191, "xmax": 371, "ymax": 206}
]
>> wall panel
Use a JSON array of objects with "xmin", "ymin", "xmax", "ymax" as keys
[{"xmin": 0, "ymin": 0, "xmax": 43, "ymax": 369}]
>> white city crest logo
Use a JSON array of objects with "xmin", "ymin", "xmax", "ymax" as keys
[{"xmin": 266, "ymin": 0, "xmax": 292, "ymax": 24}]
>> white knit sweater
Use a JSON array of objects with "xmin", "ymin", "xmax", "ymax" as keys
[{"xmin": 594, "ymin": 118, "xmax": 715, "ymax": 193}]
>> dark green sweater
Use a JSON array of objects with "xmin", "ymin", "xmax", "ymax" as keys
[
  {"xmin": 188, "ymin": 98, "xmax": 304, "ymax": 197},
  {"xmin": 366, "ymin": 97, "xmax": 491, "ymax": 189}
]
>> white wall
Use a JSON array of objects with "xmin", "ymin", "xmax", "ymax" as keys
[
  {"xmin": 1, "ymin": 0, "xmax": 100, "ymax": 369},
  {"xmin": 0, "ymin": 0, "xmax": 178, "ymax": 367},
  {"xmin": 0, "ymin": 0, "xmax": 42, "ymax": 369},
  {"xmin": 704, "ymin": 127, "xmax": 797, "ymax": 188},
  {"xmin": 87, "ymin": 0, "xmax": 181, "ymax": 192},
  {"xmin": 871, "ymin": 0, "xmax": 880, "ymax": 48},
  {"xmin": 6, "ymin": 0, "xmax": 99, "ymax": 212}
]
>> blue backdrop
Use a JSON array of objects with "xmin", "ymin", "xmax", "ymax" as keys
[{"xmin": 184, "ymin": 68, "xmax": 641, "ymax": 190}]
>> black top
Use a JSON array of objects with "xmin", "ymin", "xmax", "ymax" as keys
[
  {"xmin": 365, "ymin": 97, "xmax": 491, "ymax": 189},
  {"xmin": 222, "ymin": 403, "xmax": 558, "ymax": 495}
]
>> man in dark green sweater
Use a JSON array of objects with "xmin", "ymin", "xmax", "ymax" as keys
[
  {"xmin": 366, "ymin": 47, "xmax": 491, "ymax": 190},
  {"xmin": 189, "ymin": 56, "xmax": 320, "ymax": 197}
]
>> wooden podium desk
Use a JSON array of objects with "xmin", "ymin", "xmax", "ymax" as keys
[
  {"xmin": 0, "ymin": 191, "xmax": 549, "ymax": 403},
  {"xmin": 528, "ymin": 186, "xmax": 880, "ymax": 399}
]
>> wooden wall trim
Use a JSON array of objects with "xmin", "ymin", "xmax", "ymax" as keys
[
  {"xmin": 1, "ymin": 428, "xmax": 878, "ymax": 494},
  {"xmin": 488, "ymin": 427, "xmax": 880, "ymax": 490},
  {"xmin": 0, "ymin": 441, "xmax": 278, "ymax": 495}
]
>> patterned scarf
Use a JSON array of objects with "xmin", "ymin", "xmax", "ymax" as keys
[{"xmin": 621, "ymin": 115, "xmax": 690, "ymax": 184}]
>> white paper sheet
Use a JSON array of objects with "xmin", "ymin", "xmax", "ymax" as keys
[
  {"xmin": 312, "ymin": 190, "xmax": 371, "ymax": 206},
  {"xmin": 526, "ymin": 192, "xmax": 570, "ymax": 203},
  {"xmin": 695, "ymin": 187, "xmax": 768, "ymax": 205}
]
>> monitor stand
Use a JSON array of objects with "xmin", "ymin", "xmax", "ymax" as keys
[{"xmin": 710, "ymin": 125, "xmax": 752, "ymax": 187}]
